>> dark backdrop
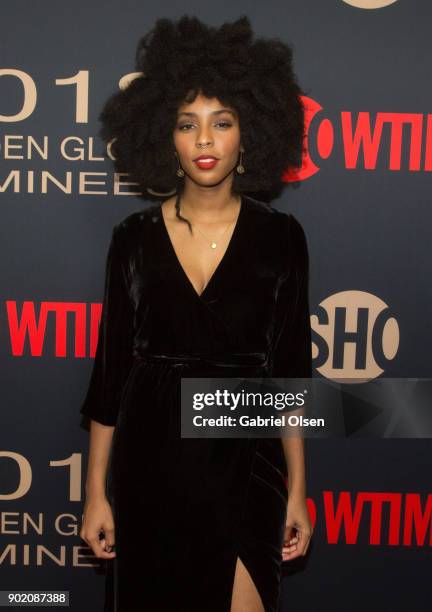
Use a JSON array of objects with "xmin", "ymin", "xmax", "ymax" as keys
[{"xmin": 0, "ymin": 1, "xmax": 431, "ymax": 610}]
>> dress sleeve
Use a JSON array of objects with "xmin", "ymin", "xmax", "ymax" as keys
[
  {"xmin": 80, "ymin": 224, "xmax": 135, "ymax": 427},
  {"xmin": 271, "ymin": 214, "xmax": 312, "ymax": 379}
]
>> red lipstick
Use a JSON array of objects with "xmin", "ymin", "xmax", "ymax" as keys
[{"xmin": 193, "ymin": 155, "xmax": 219, "ymax": 170}]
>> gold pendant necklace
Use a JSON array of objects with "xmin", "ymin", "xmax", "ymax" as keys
[{"xmin": 194, "ymin": 223, "xmax": 233, "ymax": 249}]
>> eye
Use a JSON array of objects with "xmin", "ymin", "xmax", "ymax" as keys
[
  {"xmin": 177, "ymin": 123, "xmax": 195, "ymax": 131},
  {"xmin": 177, "ymin": 120, "xmax": 233, "ymax": 132}
]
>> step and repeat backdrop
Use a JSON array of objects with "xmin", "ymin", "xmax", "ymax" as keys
[{"xmin": 1, "ymin": 1, "xmax": 431, "ymax": 610}]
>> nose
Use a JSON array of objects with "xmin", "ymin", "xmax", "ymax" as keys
[{"xmin": 196, "ymin": 126, "xmax": 213, "ymax": 147}]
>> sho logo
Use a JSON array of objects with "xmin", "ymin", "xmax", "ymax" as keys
[
  {"xmin": 312, "ymin": 290, "xmax": 400, "ymax": 380},
  {"xmin": 342, "ymin": 0, "xmax": 398, "ymax": 9}
]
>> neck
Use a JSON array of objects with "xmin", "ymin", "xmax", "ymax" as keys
[{"xmin": 178, "ymin": 181, "xmax": 240, "ymax": 221}]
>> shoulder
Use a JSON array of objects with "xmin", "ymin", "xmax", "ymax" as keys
[
  {"xmin": 114, "ymin": 203, "xmax": 160, "ymax": 235},
  {"xmin": 243, "ymin": 194, "xmax": 307, "ymax": 243},
  {"xmin": 243, "ymin": 194, "xmax": 279, "ymax": 220},
  {"xmin": 110, "ymin": 203, "xmax": 160, "ymax": 251},
  {"xmin": 244, "ymin": 196, "xmax": 309, "ymax": 278}
]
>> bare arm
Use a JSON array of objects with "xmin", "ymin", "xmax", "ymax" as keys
[
  {"xmin": 281, "ymin": 428, "xmax": 312, "ymax": 560},
  {"xmin": 80, "ymin": 420, "xmax": 117, "ymax": 560},
  {"xmin": 85, "ymin": 420, "xmax": 114, "ymax": 498},
  {"xmin": 281, "ymin": 435, "xmax": 306, "ymax": 498}
]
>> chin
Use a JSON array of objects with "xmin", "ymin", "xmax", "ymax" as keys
[
  {"xmin": 196, "ymin": 176, "xmax": 232, "ymax": 189},
  {"xmin": 188, "ymin": 167, "xmax": 235, "ymax": 185}
]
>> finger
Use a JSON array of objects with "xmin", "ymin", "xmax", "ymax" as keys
[
  {"xmin": 89, "ymin": 536, "xmax": 117, "ymax": 559},
  {"xmin": 100, "ymin": 537, "xmax": 116, "ymax": 554},
  {"xmin": 283, "ymin": 530, "xmax": 298, "ymax": 544},
  {"xmin": 282, "ymin": 548, "xmax": 302, "ymax": 561},
  {"xmin": 283, "ymin": 532, "xmax": 312, "ymax": 558},
  {"xmin": 103, "ymin": 526, "xmax": 115, "ymax": 545},
  {"xmin": 282, "ymin": 543, "xmax": 298, "ymax": 555},
  {"xmin": 102, "ymin": 530, "xmax": 116, "ymax": 548}
]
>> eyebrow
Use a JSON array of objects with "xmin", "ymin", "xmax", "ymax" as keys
[{"xmin": 177, "ymin": 109, "xmax": 236, "ymax": 119}]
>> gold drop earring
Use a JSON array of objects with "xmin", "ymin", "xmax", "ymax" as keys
[
  {"xmin": 236, "ymin": 148, "xmax": 245, "ymax": 174},
  {"xmin": 174, "ymin": 151, "xmax": 185, "ymax": 177}
]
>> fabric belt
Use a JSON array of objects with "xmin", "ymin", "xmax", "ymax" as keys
[{"xmin": 135, "ymin": 351, "xmax": 269, "ymax": 371}]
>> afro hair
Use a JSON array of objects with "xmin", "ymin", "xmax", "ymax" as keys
[{"xmin": 98, "ymin": 14, "xmax": 306, "ymax": 201}]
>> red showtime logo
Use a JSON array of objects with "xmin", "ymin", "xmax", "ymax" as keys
[{"xmin": 284, "ymin": 95, "xmax": 432, "ymax": 182}]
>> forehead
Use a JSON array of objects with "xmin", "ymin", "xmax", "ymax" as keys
[{"xmin": 177, "ymin": 93, "xmax": 236, "ymax": 116}]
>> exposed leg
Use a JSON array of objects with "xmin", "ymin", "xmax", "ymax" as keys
[{"xmin": 230, "ymin": 555, "xmax": 265, "ymax": 612}]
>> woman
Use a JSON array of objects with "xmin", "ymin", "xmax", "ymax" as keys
[{"xmin": 80, "ymin": 14, "xmax": 313, "ymax": 612}]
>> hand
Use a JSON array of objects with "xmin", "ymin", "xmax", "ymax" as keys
[
  {"xmin": 80, "ymin": 496, "xmax": 116, "ymax": 560},
  {"xmin": 282, "ymin": 493, "xmax": 313, "ymax": 561}
]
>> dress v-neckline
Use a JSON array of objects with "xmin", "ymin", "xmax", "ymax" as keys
[{"xmin": 158, "ymin": 195, "xmax": 245, "ymax": 301}]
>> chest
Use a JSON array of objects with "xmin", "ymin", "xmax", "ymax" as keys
[
  {"xmin": 126, "ymin": 202, "xmax": 293, "ymax": 350},
  {"xmin": 162, "ymin": 218, "xmax": 239, "ymax": 298}
]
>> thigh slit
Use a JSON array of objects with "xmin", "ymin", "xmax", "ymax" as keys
[{"xmin": 230, "ymin": 553, "xmax": 265, "ymax": 612}]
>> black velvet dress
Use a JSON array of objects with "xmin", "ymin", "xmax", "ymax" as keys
[{"xmin": 80, "ymin": 194, "xmax": 312, "ymax": 612}]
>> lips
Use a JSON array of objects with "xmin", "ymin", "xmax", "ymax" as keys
[{"xmin": 193, "ymin": 156, "xmax": 219, "ymax": 169}]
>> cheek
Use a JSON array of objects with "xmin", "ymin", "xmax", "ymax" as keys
[
  {"xmin": 173, "ymin": 133, "xmax": 193, "ymax": 155},
  {"xmin": 219, "ymin": 132, "xmax": 241, "ymax": 157}
]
